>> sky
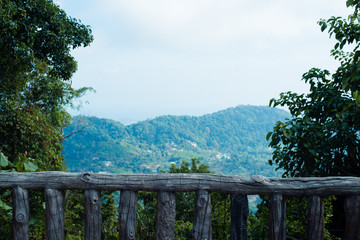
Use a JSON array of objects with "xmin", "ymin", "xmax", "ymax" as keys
[{"xmin": 56, "ymin": 0, "xmax": 352, "ymax": 124}]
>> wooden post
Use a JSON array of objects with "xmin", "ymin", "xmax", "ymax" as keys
[
  {"xmin": 45, "ymin": 188, "xmax": 64, "ymax": 240},
  {"xmin": 119, "ymin": 190, "xmax": 138, "ymax": 240},
  {"xmin": 84, "ymin": 190, "xmax": 102, "ymax": 240},
  {"xmin": 12, "ymin": 187, "xmax": 29, "ymax": 240},
  {"xmin": 344, "ymin": 195, "xmax": 360, "ymax": 240},
  {"xmin": 307, "ymin": 196, "xmax": 324, "ymax": 240},
  {"xmin": 230, "ymin": 193, "xmax": 248, "ymax": 240},
  {"xmin": 269, "ymin": 193, "xmax": 286, "ymax": 240},
  {"xmin": 193, "ymin": 189, "xmax": 212, "ymax": 240},
  {"xmin": 156, "ymin": 191, "xmax": 176, "ymax": 240}
]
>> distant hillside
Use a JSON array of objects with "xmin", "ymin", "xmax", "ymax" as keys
[{"xmin": 62, "ymin": 105, "xmax": 289, "ymax": 176}]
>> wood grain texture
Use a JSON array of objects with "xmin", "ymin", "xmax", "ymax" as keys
[
  {"xmin": 1, "ymin": 172, "xmax": 360, "ymax": 196},
  {"xmin": 307, "ymin": 196, "xmax": 324, "ymax": 240},
  {"xmin": 344, "ymin": 195, "xmax": 360, "ymax": 240},
  {"xmin": 230, "ymin": 193, "xmax": 248, "ymax": 240},
  {"xmin": 156, "ymin": 191, "xmax": 175, "ymax": 240},
  {"xmin": 84, "ymin": 190, "xmax": 102, "ymax": 240},
  {"xmin": 12, "ymin": 187, "xmax": 29, "ymax": 240},
  {"xmin": 119, "ymin": 190, "xmax": 137, "ymax": 240},
  {"xmin": 193, "ymin": 189, "xmax": 212, "ymax": 240},
  {"xmin": 269, "ymin": 194, "xmax": 286, "ymax": 240},
  {"xmin": 45, "ymin": 189, "xmax": 64, "ymax": 240}
]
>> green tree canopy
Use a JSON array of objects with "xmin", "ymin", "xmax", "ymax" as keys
[
  {"xmin": 0, "ymin": 0, "xmax": 93, "ymax": 170},
  {"xmin": 266, "ymin": 1, "xmax": 360, "ymax": 237},
  {"xmin": 0, "ymin": 1, "xmax": 93, "ymax": 237},
  {"xmin": 268, "ymin": 0, "xmax": 360, "ymax": 178}
]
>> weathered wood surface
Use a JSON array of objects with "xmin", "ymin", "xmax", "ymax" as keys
[
  {"xmin": 84, "ymin": 190, "xmax": 102, "ymax": 240},
  {"xmin": 119, "ymin": 190, "xmax": 137, "ymax": 240},
  {"xmin": 12, "ymin": 187, "xmax": 29, "ymax": 240},
  {"xmin": 344, "ymin": 195, "xmax": 360, "ymax": 240},
  {"xmin": 156, "ymin": 191, "xmax": 175, "ymax": 240},
  {"xmin": 230, "ymin": 193, "xmax": 248, "ymax": 240},
  {"xmin": 307, "ymin": 196, "xmax": 324, "ymax": 240},
  {"xmin": 1, "ymin": 172, "xmax": 360, "ymax": 195},
  {"xmin": 268, "ymin": 194, "xmax": 286, "ymax": 240},
  {"xmin": 45, "ymin": 189, "xmax": 64, "ymax": 240},
  {"xmin": 193, "ymin": 189, "xmax": 212, "ymax": 240}
]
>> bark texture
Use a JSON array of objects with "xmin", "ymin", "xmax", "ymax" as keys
[
  {"xmin": 12, "ymin": 187, "xmax": 29, "ymax": 240},
  {"xmin": 45, "ymin": 189, "xmax": 64, "ymax": 240},
  {"xmin": 269, "ymin": 193, "xmax": 286, "ymax": 240},
  {"xmin": 307, "ymin": 196, "xmax": 324, "ymax": 240},
  {"xmin": 230, "ymin": 193, "xmax": 248, "ymax": 240},
  {"xmin": 119, "ymin": 190, "xmax": 137, "ymax": 240},
  {"xmin": 344, "ymin": 195, "xmax": 360, "ymax": 240},
  {"xmin": 1, "ymin": 172, "xmax": 360, "ymax": 196},
  {"xmin": 84, "ymin": 190, "xmax": 102, "ymax": 240},
  {"xmin": 156, "ymin": 191, "xmax": 176, "ymax": 240},
  {"xmin": 193, "ymin": 189, "xmax": 212, "ymax": 240}
]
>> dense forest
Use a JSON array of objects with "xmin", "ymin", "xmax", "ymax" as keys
[{"xmin": 62, "ymin": 105, "xmax": 289, "ymax": 176}]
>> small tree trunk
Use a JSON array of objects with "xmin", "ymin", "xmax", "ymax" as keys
[
  {"xmin": 344, "ymin": 195, "xmax": 360, "ymax": 240},
  {"xmin": 156, "ymin": 191, "xmax": 176, "ymax": 240},
  {"xmin": 45, "ymin": 189, "xmax": 64, "ymax": 240},
  {"xmin": 12, "ymin": 187, "xmax": 29, "ymax": 240},
  {"xmin": 230, "ymin": 193, "xmax": 248, "ymax": 240},
  {"xmin": 119, "ymin": 190, "xmax": 138, "ymax": 240},
  {"xmin": 307, "ymin": 196, "xmax": 324, "ymax": 240},
  {"xmin": 84, "ymin": 190, "xmax": 102, "ymax": 240},
  {"xmin": 193, "ymin": 189, "xmax": 212, "ymax": 240},
  {"xmin": 268, "ymin": 193, "xmax": 286, "ymax": 240}
]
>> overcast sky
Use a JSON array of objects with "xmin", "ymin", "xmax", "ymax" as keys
[{"xmin": 57, "ymin": 0, "xmax": 352, "ymax": 124}]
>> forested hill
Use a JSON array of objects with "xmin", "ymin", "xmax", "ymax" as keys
[{"xmin": 62, "ymin": 105, "xmax": 289, "ymax": 176}]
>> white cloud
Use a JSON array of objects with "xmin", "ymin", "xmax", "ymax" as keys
[{"xmin": 97, "ymin": 0, "xmax": 349, "ymax": 48}]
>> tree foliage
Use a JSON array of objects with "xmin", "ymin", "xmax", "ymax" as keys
[
  {"xmin": 267, "ymin": 0, "xmax": 360, "ymax": 237},
  {"xmin": 0, "ymin": 0, "xmax": 93, "ymax": 169},
  {"xmin": 268, "ymin": 0, "xmax": 360, "ymax": 178},
  {"xmin": 63, "ymin": 106, "xmax": 289, "ymax": 176},
  {"xmin": 0, "ymin": 0, "xmax": 93, "ymax": 238}
]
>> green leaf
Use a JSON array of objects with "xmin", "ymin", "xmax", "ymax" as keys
[
  {"xmin": 283, "ymin": 129, "xmax": 291, "ymax": 138},
  {"xmin": 24, "ymin": 161, "xmax": 38, "ymax": 172},
  {"xmin": 347, "ymin": 0, "xmax": 354, "ymax": 7},
  {"xmin": 320, "ymin": 23, "xmax": 327, "ymax": 32},
  {"xmin": 266, "ymin": 132, "xmax": 272, "ymax": 141},
  {"xmin": 16, "ymin": 162, "xmax": 23, "ymax": 172},
  {"xmin": 0, "ymin": 153, "xmax": 9, "ymax": 167},
  {"xmin": 0, "ymin": 199, "xmax": 12, "ymax": 211}
]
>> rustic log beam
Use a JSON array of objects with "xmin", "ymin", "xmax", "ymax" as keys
[
  {"xmin": 12, "ymin": 187, "xmax": 29, "ymax": 240},
  {"xmin": 156, "ymin": 191, "xmax": 176, "ymax": 240},
  {"xmin": 269, "ymin": 193, "xmax": 286, "ymax": 240},
  {"xmin": 119, "ymin": 190, "xmax": 137, "ymax": 240},
  {"xmin": 307, "ymin": 196, "xmax": 324, "ymax": 240},
  {"xmin": 84, "ymin": 190, "xmax": 102, "ymax": 240},
  {"xmin": 230, "ymin": 193, "xmax": 248, "ymax": 240},
  {"xmin": 45, "ymin": 189, "xmax": 64, "ymax": 240},
  {"xmin": 193, "ymin": 189, "xmax": 212, "ymax": 240},
  {"xmin": 1, "ymin": 172, "xmax": 360, "ymax": 196},
  {"xmin": 344, "ymin": 195, "xmax": 360, "ymax": 240}
]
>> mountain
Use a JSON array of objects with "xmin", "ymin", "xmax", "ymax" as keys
[{"xmin": 62, "ymin": 105, "xmax": 289, "ymax": 176}]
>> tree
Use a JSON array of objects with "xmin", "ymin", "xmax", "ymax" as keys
[
  {"xmin": 267, "ymin": 0, "xmax": 360, "ymax": 237},
  {"xmin": 0, "ymin": 0, "xmax": 93, "ymax": 237},
  {"xmin": 267, "ymin": 0, "xmax": 360, "ymax": 178},
  {"xmin": 0, "ymin": 0, "xmax": 93, "ymax": 169}
]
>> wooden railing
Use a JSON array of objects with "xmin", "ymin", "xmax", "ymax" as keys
[{"xmin": 1, "ymin": 172, "xmax": 360, "ymax": 239}]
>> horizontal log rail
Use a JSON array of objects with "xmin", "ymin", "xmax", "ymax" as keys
[
  {"xmin": 1, "ymin": 172, "xmax": 360, "ymax": 239},
  {"xmin": 1, "ymin": 172, "xmax": 360, "ymax": 195}
]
